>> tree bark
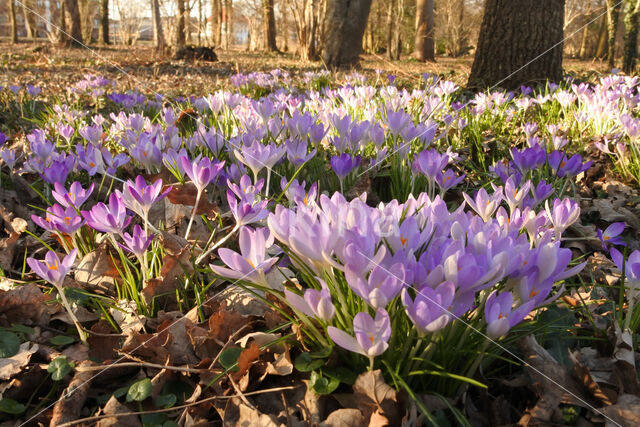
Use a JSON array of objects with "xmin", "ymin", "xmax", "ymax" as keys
[
  {"xmin": 65, "ymin": 0, "xmax": 83, "ymax": 46},
  {"xmin": 223, "ymin": 0, "xmax": 232, "ymax": 49},
  {"xmin": 386, "ymin": 0, "xmax": 402, "ymax": 60},
  {"xmin": 623, "ymin": 0, "xmax": 640, "ymax": 74},
  {"xmin": 606, "ymin": 0, "xmax": 622, "ymax": 67},
  {"xmin": 22, "ymin": 0, "xmax": 38, "ymax": 40},
  {"xmin": 413, "ymin": 0, "xmax": 434, "ymax": 61},
  {"xmin": 99, "ymin": 0, "xmax": 109, "ymax": 44},
  {"xmin": 596, "ymin": 12, "xmax": 608, "ymax": 59},
  {"xmin": 59, "ymin": 0, "xmax": 69, "ymax": 45},
  {"xmin": 468, "ymin": 0, "xmax": 565, "ymax": 90},
  {"xmin": 176, "ymin": 0, "xmax": 186, "ymax": 46},
  {"xmin": 210, "ymin": 0, "xmax": 222, "ymax": 46},
  {"xmin": 322, "ymin": 0, "xmax": 372, "ymax": 68},
  {"xmin": 152, "ymin": 0, "xmax": 165, "ymax": 50},
  {"xmin": 9, "ymin": 0, "xmax": 18, "ymax": 43},
  {"xmin": 263, "ymin": 0, "xmax": 278, "ymax": 51}
]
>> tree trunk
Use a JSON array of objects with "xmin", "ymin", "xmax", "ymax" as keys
[
  {"xmin": 211, "ymin": 0, "xmax": 222, "ymax": 46},
  {"xmin": 386, "ymin": 0, "xmax": 402, "ymax": 60},
  {"xmin": 9, "ymin": 0, "xmax": 18, "ymax": 43},
  {"xmin": 22, "ymin": 0, "xmax": 37, "ymax": 40},
  {"xmin": 413, "ymin": 0, "xmax": 434, "ymax": 61},
  {"xmin": 322, "ymin": 0, "xmax": 373, "ymax": 68},
  {"xmin": 177, "ymin": 0, "xmax": 186, "ymax": 46},
  {"xmin": 468, "ymin": 0, "xmax": 564, "ymax": 90},
  {"xmin": 65, "ymin": 0, "xmax": 83, "ymax": 46},
  {"xmin": 596, "ymin": 13, "xmax": 608, "ymax": 59},
  {"xmin": 59, "ymin": 0, "xmax": 69, "ymax": 45},
  {"xmin": 99, "ymin": 0, "xmax": 109, "ymax": 44},
  {"xmin": 152, "ymin": 0, "xmax": 165, "ymax": 50},
  {"xmin": 223, "ymin": 0, "xmax": 232, "ymax": 49},
  {"xmin": 606, "ymin": 0, "xmax": 621, "ymax": 67},
  {"xmin": 578, "ymin": 11, "xmax": 591, "ymax": 59},
  {"xmin": 623, "ymin": 0, "xmax": 640, "ymax": 74},
  {"xmin": 263, "ymin": 0, "xmax": 278, "ymax": 51}
]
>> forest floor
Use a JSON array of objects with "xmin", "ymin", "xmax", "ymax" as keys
[{"xmin": 0, "ymin": 42, "xmax": 613, "ymax": 94}]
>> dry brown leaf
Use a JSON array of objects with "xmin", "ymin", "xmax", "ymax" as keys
[
  {"xmin": 223, "ymin": 397, "xmax": 283, "ymax": 427},
  {"xmin": 165, "ymin": 182, "xmax": 219, "ymax": 215},
  {"xmin": 353, "ymin": 369, "xmax": 403, "ymax": 426},
  {"xmin": 0, "ymin": 283, "xmax": 58, "ymax": 327},
  {"xmin": 569, "ymin": 350, "xmax": 614, "ymax": 406},
  {"xmin": 208, "ymin": 304, "xmax": 250, "ymax": 343},
  {"xmin": 74, "ymin": 245, "xmax": 120, "ymax": 296},
  {"xmin": 600, "ymin": 394, "xmax": 640, "ymax": 427},
  {"xmin": 236, "ymin": 342, "xmax": 261, "ymax": 379},
  {"xmin": 96, "ymin": 396, "xmax": 141, "ymax": 427},
  {"xmin": 321, "ymin": 408, "xmax": 365, "ymax": 427},
  {"xmin": 87, "ymin": 321, "xmax": 121, "ymax": 362},
  {"xmin": 50, "ymin": 360, "xmax": 93, "ymax": 426},
  {"xmin": 610, "ymin": 324, "xmax": 640, "ymax": 395},
  {"xmin": 142, "ymin": 244, "xmax": 193, "ymax": 307},
  {"xmin": 0, "ymin": 342, "xmax": 38, "ymax": 380},
  {"xmin": 155, "ymin": 314, "xmax": 199, "ymax": 365}
]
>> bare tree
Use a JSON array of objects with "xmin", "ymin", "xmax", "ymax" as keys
[
  {"xmin": 9, "ymin": 0, "xmax": 18, "ymax": 43},
  {"xmin": 152, "ymin": 0, "xmax": 166, "ymax": 49},
  {"xmin": 263, "ymin": 0, "xmax": 278, "ymax": 51},
  {"xmin": 65, "ymin": 0, "xmax": 84, "ymax": 46},
  {"xmin": 414, "ymin": 0, "xmax": 435, "ymax": 61},
  {"xmin": 22, "ymin": 0, "xmax": 38, "ymax": 40},
  {"xmin": 322, "ymin": 0, "xmax": 372, "ymax": 67},
  {"xmin": 606, "ymin": 0, "xmax": 622, "ymax": 66},
  {"xmin": 211, "ymin": 0, "xmax": 222, "ymax": 46},
  {"xmin": 286, "ymin": 0, "xmax": 325, "ymax": 60},
  {"xmin": 100, "ymin": 0, "xmax": 110, "ymax": 44},
  {"xmin": 623, "ymin": 0, "xmax": 640, "ymax": 73},
  {"xmin": 176, "ymin": 0, "xmax": 186, "ymax": 46},
  {"xmin": 469, "ymin": 0, "xmax": 565, "ymax": 89},
  {"xmin": 387, "ymin": 0, "xmax": 404, "ymax": 60}
]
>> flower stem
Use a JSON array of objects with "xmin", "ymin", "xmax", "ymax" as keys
[
  {"xmin": 195, "ymin": 223, "xmax": 240, "ymax": 265},
  {"xmin": 184, "ymin": 189, "xmax": 202, "ymax": 241},
  {"xmin": 56, "ymin": 285, "xmax": 88, "ymax": 346}
]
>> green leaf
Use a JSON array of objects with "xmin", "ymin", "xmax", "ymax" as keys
[
  {"xmin": 294, "ymin": 352, "xmax": 325, "ymax": 372},
  {"xmin": 50, "ymin": 335, "xmax": 75, "ymax": 346},
  {"xmin": 0, "ymin": 398, "xmax": 26, "ymax": 414},
  {"xmin": 113, "ymin": 386, "xmax": 129, "ymax": 399},
  {"xmin": 309, "ymin": 371, "xmax": 340, "ymax": 395},
  {"xmin": 322, "ymin": 366, "xmax": 357, "ymax": 385},
  {"xmin": 219, "ymin": 347, "xmax": 243, "ymax": 371},
  {"xmin": 0, "ymin": 331, "xmax": 20, "ymax": 358},
  {"xmin": 9, "ymin": 324, "xmax": 35, "ymax": 337},
  {"xmin": 154, "ymin": 393, "xmax": 177, "ymax": 409},
  {"xmin": 48, "ymin": 356, "xmax": 73, "ymax": 381},
  {"xmin": 127, "ymin": 378, "xmax": 151, "ymax": 402},
  {"xmin": 140, "ymin": 412, "xmax": 167, "ymax": 426}
]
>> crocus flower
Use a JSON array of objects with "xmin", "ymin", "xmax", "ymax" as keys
[
  {"xmin": 463, "ymin": 187, "xmax": 503, "ymax": 222},
  {"xmin": 41, "ymin": 158, "xmax": 73, "ymax": 184},
  {"xmin": 610, "ymin": 248, "xmax": 640, "ymax": 284},
  {"xmin": 181, "ymin": 155, "xmax": 225, "ymax": 193},
  {"xmin": 227, "ymin": 190, "xmax": 269, "ymax": 226},
  {"xmin": 0, "ymin": 131, "xmax": 7, "ymax": 147},
  {"xmin": 0, "ymin": 148, "xmax": 16, "ymax": 169},
  {"xmin": 52, "ymin": 181, "xmax": 94, "ymax": 208},
  {"xmin": 120, "ymin": 175, "xmax": 171, "ymax": 218},
  {"xmin": 330, "ymin": 153, "xmax": 361, "ymax": 181},
  {"xmin": 209, "ymin": 226, "xmax": 278, "ymax": 287},
  {"xmin": 484, "ymin": 291, "xmax": 535, "ymax": 339},
  {"xmin": 234, "ymin": 141, "xmax": 285, "ymax": 179},
  {"xmin": 285, "ymin": 139, "xmax": 316, "ymax": 167},
  {"xmin": 327, "ymin": 308, "xmax": 391, "ymax": 359},
  {"xmin": 435, "ymin": 169, "xmax": 465, "ymax": 192},
  {"xmin": 82, "ymin": 193, "xmax": 131, "ymax": 234},
  {"xmin": 413, "ymin": 149, "xmax": 449, "ymax": 180},
  {"xmin": 401, "ymin": 281, "xmax": 455, "ymax": 335},
  {"xmin": 597, "ymin": 222, "xmax": 626, "ymax": 250},
  {"xmin": 531, "ymin": 180, "xmax": 553, "ymax": 207},
  {"xmin": 545, "ymin": 198, "xmax": 580, "ymax": 236},
  {"xmin": 284, "ymin": 280, "xmax": 336, "ymax": 322},
  {"xmin": 118, "ymin": 224, "xmax": 154, "ymax": 259},
  {"xmin": 47, "ymin": 204, "xmax": 85, "ymax": 234},
  {"xmin": 345, "ymin": 263, "xmax": 405, "ymax": 309}
]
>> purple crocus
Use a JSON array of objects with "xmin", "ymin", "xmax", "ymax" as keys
[
  {"xmin": 597, "ymin": 222, "xmax": 626, "ymax": 250},
  {"xmin": 285, "ymin": 139, "xmax": 316, "ymax": 167},
  {"xmin": 181, "ymin": 155, "xmax": 225, "ymax": 193},
  {"xmin": 209, "ymin": 226, "xmax": 278, "ymax": 287},
  {"xmin": 27, "ymin": 249, "xmax": 77, "ymax": 288},
  {"xmin": 413, "ymin": 149, "xmax": 449, "ymax": 181},
  {"xmin": 401, "ymin": 281, "xmax": 455, "ymax": 335},
  {"xmin": 46, "ymin": 204, "xmax": 85, "ymax": 234},
  {"xmin": 284, "ymin": 280, "xmax": 336, "ymax": 322},
  {"xmin": 0, "ymin": 148, "xmax": 16, "ymax": 169},
  {"xmin": 0, "ymin": 131, "xmax": 7, "ymax": 147},
  {"xmin": 531, "ymin": 180, "xmax": 554, "ymax": 208},
  {"xmin": 484, "ymin": 291, "xmax": 535, "ymax": 339},
  {"xmin": 227, "ymin": 190, "xmax": 269, "ymax": 226},
  {"xmin": 118, "ymin": 224, "xmax": 154, "ymax": 259},
  {"xmin": 41, "ymin": 158, "xmax": 73, "ymax": 184},
  {"xmin": 327, "ymin": 308, "xmax": 391, "ymax": 362},
  {"xmin": 545, "ymin": 198, "xmax": 580, "ymax": 236},
  {"xmin": 435, "ymin": 169, "xmax": 465, "ymax": 193},
  {"xmin": 52, "ymin": 181, "xmax": 94, "ymax": 208},
  {"xmin": 462, "ymin": 187, "xmax": 503, "ymax": 222},
  {"xmin": 610, "ymin": 248, "xmax": 640, "ymax": 284},
  {"xmin": 330, "ymin": 153, "xmax": 361, "ymax": 181},
  {"xmin": 120, "ymin": 175, "xmax": 171, "ymax": 218},
  {"xmin": 345, "ymin": 263, "xmax": 405, "ymax": 309},
  {"xmin": 81, "ymin": 193, "xmax": 131, "ymax": 234}
]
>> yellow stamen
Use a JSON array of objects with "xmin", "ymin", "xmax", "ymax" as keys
[{"xmin": 400, "ymin": 234, "xmax": 408, "ymax": 247}]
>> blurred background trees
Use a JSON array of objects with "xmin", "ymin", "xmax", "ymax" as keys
[{"xmin": 1, "ymin": 0, "xmax": 640, "ymax": 77}]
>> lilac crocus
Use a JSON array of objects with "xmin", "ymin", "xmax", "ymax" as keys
[
  {"xmin": 46, "ymin": 204, "xmax": 85, "ymax": 234},
  {"xmin": 209, "ymin": 226, "xmax": 278, "ymax": 287},
  {"xmin": 463, "ymin": 187, "xmax": 503, "ymax": 222},
  {"xmin": 327, "ymin": 309, "xmax": 391, "ymax": 363},
  {"xmin": 545, "ymin": 198, "xmax": 580, "ymax": 236},
  {"xmin": 181, "ymin": 155, "xmax": 225, "ymax": 193},
  {"xmin": 27, "ymin": 249, "xmax": 87, "ymax": 344},
  {"xmin": 52, "ymin": 181, "xmax": 94, "ymax": 208},
  {"xmin": 401, "ymin": 281, "xmax": 455, "ymax": 335},
  {"xmin": 118, "ymin": 224, "xmax": 154, "ymax": 259},
  {"xmin": 285, "ymin": 139, "xmax": 316, "ymax": 167},
  {"xmin": 531, "ymin": 180, "xmax": 554, "ymax": 208},
  {"xmin": 330, "ymin": 153, "xmax": 361, "ymax": 181},
  {"xmin": 0, "ymin": 131, "xmax": 7, "ymax": 147},
  {"xmin": 610, "ymin": 248, "xmax": 640, "ymax": 284},
  {"xmin": 435, "ymin": 169, "xmax": 465, "ymax": 193},
  {"xmin": 120, "ymin": 175, "xmax": 172, "ymax": 218},
  {"xmin": 413, "ymin": 149, "xmax": 449, "ymax": 181},
  {"xmin": 484, "ymin": 291, "xmax": 535, "ymax": 339},
  {"xmin": 41, "ymin": 158, "xmax": 73, "ymax": 184},
  {"xmin": 284, "ymin": 281, "xmax": 336, "ymax": 322},
  {"xmin": 81, "ymin": 193, "xmax": 131, "ymax": 234},
  {"xmin": 345, "ymin": 263, "xmax": 405, "ymax": 309},
  {"xmin": 0, "ymin": 148, "xmax": 16, "ymax": 169},
  {"xmin": 227, "ymin": 190, "xmax": 269, "ymax": 226},
  {"xmin": 597, "ymin": 222, "xmax": 626, "ymax": 250},
  {"xmin": 234, "ymin": 141, "xmax": 285, "ymax": 179}
]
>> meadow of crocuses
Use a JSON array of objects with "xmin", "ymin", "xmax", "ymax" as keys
[{"xmin": 1, "ymin": 70, "xmax": 639, "ymax": 424}]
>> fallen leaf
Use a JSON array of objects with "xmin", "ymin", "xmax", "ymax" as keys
[
  {"xmin": 600, "ymin": 394, "xmax": 640, "ymax": 427},
  {"xmin": 96, "ymin": 396, "xmax": 141, "ymax": 427},
  {"xmin": 0, "ymin": 342, "xmax": 38, "ymax": 380},
  {"xmin": 142, "ymin": 245, "xmax": 193, "ymax": 306},
  {"xmin": 353, "ymin": 370, "xmax": 403, "ymax": 426},
  {"xmin": 50, "ymin": 360, "xmax": 93, "ymax": 425},
  {"xmin": 236, "ymin": 342, "xmax": 261, "ymax": 378},
  {"xmin": 0, "ymin": 283, "xmax": 57, "ymax": 327},
  {"xmin": 74, "ymin": 245, "xmax": 120, "ymax": 296},
  {"xmin": 321, "ymin": 408, "xmax": 364, "ymax": 427},
  {"xmin": 166, "ymin": 182, "xmax": 219, "ymax": 215},
  {"xmin": 87, "ymin": 321, "xmax": 121, "ymax": 362}
]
